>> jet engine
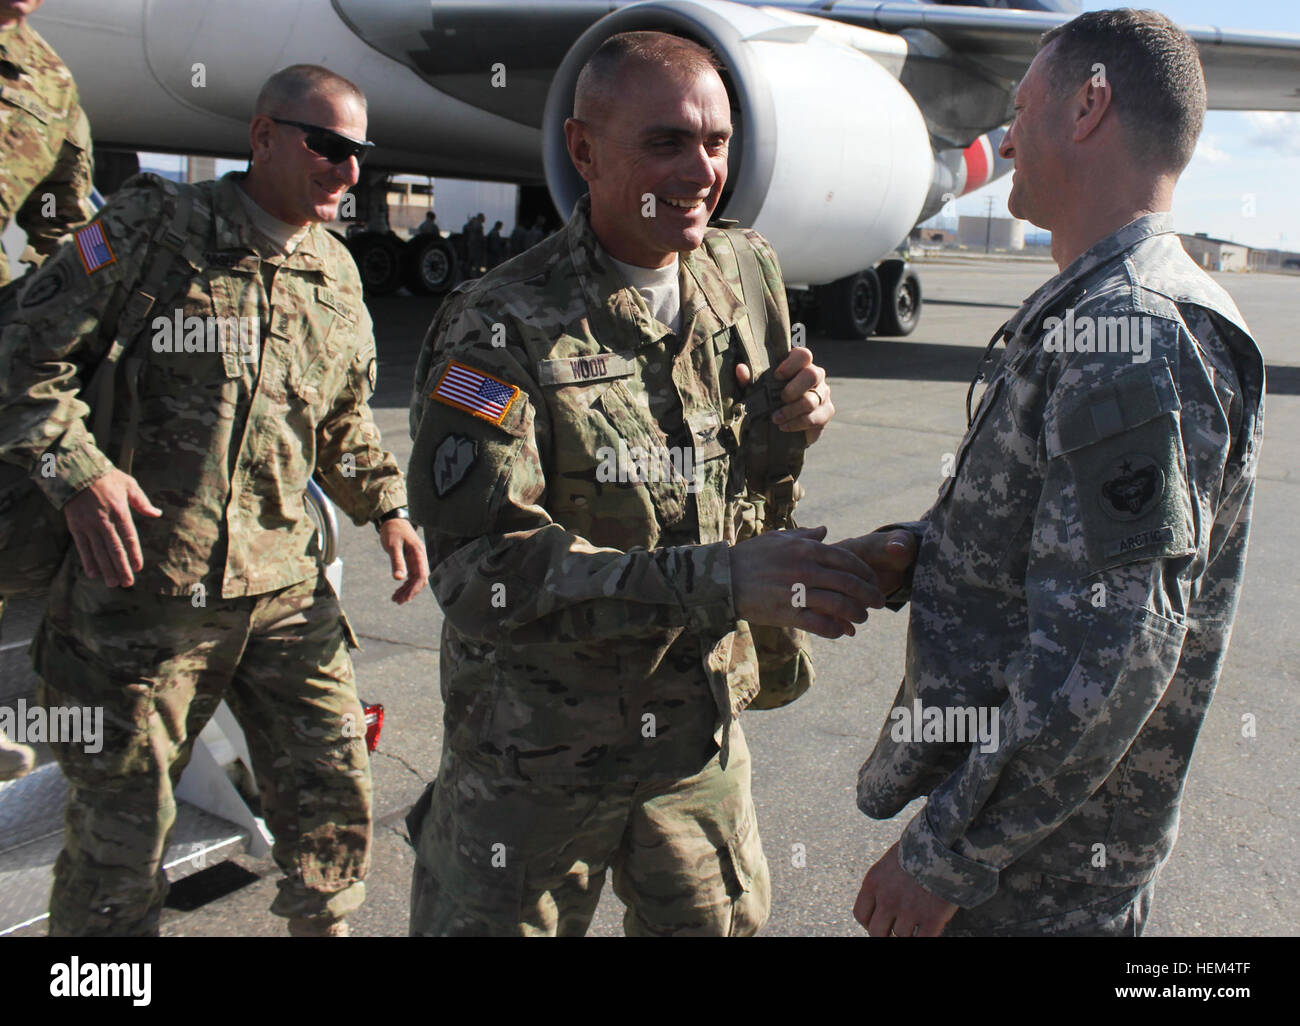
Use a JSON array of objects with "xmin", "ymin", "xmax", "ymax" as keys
[{"xmin": 541, "ymin": 0, "xmax": 935, "ymax": 289}]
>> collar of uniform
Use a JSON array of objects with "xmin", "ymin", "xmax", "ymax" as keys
[
  {"xmin": 680, "ymin": 234, "xmax": 747, "ymax": 334},
  {"xmin": 211, "ymin": 171, "xmax": 335, "ymax": 278},
  {"xmin": 566, "ymin": 194, "xmax": 674, "ymax": 349},
  {"xmin": 0, "ymin": 20, "xmax": 33, "ymax": 72},
  {"xmin": 1007, "ymin": 212, "xmax": 1175, "ymax": 341}
]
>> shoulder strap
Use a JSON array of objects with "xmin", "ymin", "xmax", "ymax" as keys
[
  {"xmin": 88, "ymin": 186, "xmax": 204, "ymax": 467},
  {"xmin": 709, "ymin": 228, "xmax": 770, "ymax": 373},
  {"xmin": 728, "ymin": 229, "xmax": 769, "ymax": 361},
  {"xmin": 710, "ymin": 228, "xmax": 803, "ymax": 527}
]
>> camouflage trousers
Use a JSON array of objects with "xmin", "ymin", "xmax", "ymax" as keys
[
  {"xmin": 0, "ymin": 598, "xmax": 38, "ymax": 782},
  {"xmin": 33, "ymin": 561, "xmax": 371, "ymax": 936},
  {"xmin": 942, "ymin": 863, "xmax": 1155, "ymax": 937},
  {"xmin": 408, "ymin": 721, "xmax": 770, "ymax": 936}
]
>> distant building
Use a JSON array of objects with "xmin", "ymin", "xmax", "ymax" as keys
[
  {"xmin": 957, "ymin": 215, "xmax": 1026, "ymax": 251},
  {"xmin": 1180, "ymin": 233, "xmax": 1249, "ymax": 272},
  {"xmin": 910, "ymin": 227, "xmax": 954, "ymax": 245},
  {"xmin": 1249, "ymin": 247, "xmax": 1300, "ymax": 273}
]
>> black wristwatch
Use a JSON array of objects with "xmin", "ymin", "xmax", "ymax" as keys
[{"xmin": 374, "ymin": 506, "xmax": 411, "ymax": 531}]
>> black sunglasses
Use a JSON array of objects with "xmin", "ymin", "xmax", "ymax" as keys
[{"xmin": 271, "ymin": 117, "xmax": 375, "ymax": 165}]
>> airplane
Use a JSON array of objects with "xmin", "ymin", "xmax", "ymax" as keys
[{"xmin": 26, "ymin": 0, "xmax": 1300, "ymax": 338}]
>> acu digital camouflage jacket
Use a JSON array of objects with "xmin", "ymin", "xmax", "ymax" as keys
[{"xmin": 858, "ymin": 213, "xmax": 1265, "ymax": 907}]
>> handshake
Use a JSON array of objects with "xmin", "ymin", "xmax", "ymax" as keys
[{"xmin": 730, "ymin": 526, "xmax": 918, "ymax": 639}]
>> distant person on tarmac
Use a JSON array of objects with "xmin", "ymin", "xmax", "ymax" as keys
[
  {"xmin": 508, "ymin": 220, "xmax": 527, "ymax": 257},
  {"xmin": 485, "ymin": 219, "xmax": 505, "ymax": 267},
  {"xmin": 415, "ymin": 210, "xmax": 440, "ymax": 236},
  {"xmin": 463, "ymin": 211, "xmax": 486, "ymax": 274},
  {"xmin": 524, "ymin": 215, "xmax": 547, "ymax": 249}
]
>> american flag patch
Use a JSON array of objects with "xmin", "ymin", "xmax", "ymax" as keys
[
  {"xmin": 431, "ymin": 360, "xmax": 521, "ymax": 425},
  {"xmin": 74, "ymin": 221, "xmax": 115, "ymax": 274}
]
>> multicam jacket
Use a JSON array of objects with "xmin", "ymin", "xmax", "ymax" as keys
[
  {"xmin": 409, "ymin": 195, "xmax": 795, "ymax": 782},
  {"xmin": 857, "ymin": 213, "xmax": 1265, "ymax": 907},
  {"xmin": 0, "ymin": 171, "xmax": 406, "ymax": 597},
  {"xmin": 0, "ymin": 19, "xmax": 94, "ymax": 284}
]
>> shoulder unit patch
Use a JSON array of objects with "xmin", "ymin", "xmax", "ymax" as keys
[{"xmin": 433, "ymin": 433, "xmax": 478, "ymax": 497}]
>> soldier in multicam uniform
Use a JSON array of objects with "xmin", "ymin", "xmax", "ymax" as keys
[
  {"xmin": 1, "ymin": 0, "xmax": 95, "ymax": 781},
  {"xmin": 0, "ymin": 0, "xmax": 93, "ymax": 286},
  {"xmin": 0, "ymin": 64, "xmax": 429, "ymax": 935},
  {"xmin": 406, "ymin": 31, "xmax": 886, "ymax": 936},
  {"xmin": 845, "ymin": 10, "xmax": 1265, "ymax": 937}
]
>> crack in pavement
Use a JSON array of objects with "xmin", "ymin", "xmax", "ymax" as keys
[
  {"xmin": 356, "ymin": 632, "xmax": 440, "ymax": 652},
  {"xmin": 373, "ymin": 747, "xmax": 428, "ymax": 784}
]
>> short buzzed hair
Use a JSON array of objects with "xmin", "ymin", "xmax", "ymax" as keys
[
  {"xmin": 574, "ymin": 31, "xmax": 721, "ymax": 123},
  {"xmin": 255, "ymin": 64, "xmax": 366, "ymax": 116},
  {"xmin": 1040, "ymin": 9, "xmax": 1206, "ymax": 174}
]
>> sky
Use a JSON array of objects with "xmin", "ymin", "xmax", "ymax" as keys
[{"xmin": 934, "ymin": 0, "xmax": 1300, "ymax": 251}]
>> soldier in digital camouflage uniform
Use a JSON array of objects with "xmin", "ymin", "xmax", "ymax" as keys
[
  {"xmin": 0, "ymin": 64, "xmax": 428, "ymax": 935},
  {"xmin": 846, "ymin": 10, "xmax": 1264, "ymax": 937},
  {"xmin": 0, "ymin": 0, "xmax": 95, "ymax": 778},
  {"xmin": 406, "ymin": 32, "xmax": 884, "ymax": 936}
]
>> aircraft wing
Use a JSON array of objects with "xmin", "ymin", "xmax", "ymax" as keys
[{"xmin": 786, "ymin": 1, "xmax": 1300, "ymax": 112}]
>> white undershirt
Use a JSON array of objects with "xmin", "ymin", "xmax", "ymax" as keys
[
  {"xmin": 235, "ymin": 184, "xmax": 311, "ymax": 256},
  {"xmin": 610, "ymin": 254, "xmax": 682, "ymax": 335}
]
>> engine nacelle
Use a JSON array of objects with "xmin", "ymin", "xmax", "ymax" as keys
[{"xmin": 542, "ymin": 0, "xmax": 934, "ymax": 286}]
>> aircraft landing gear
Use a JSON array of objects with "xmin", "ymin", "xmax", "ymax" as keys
[
  {"xmin": 809, "ymin": 259, "xmax": 923, "ymax": 340},
  {"xmin": 348, "ymin": 232, "xmax": 404, "ymax": 295},
  {"xmin": 817, "ymin": 267, "xmax": 882, "ymax": 339},
  {"xmin": 877, "ymin": 259, "xmax": 922, "ymax": 336},
  {"xmin": 404, "ymin": 234, "xmax": 459, "ymax": 295}
]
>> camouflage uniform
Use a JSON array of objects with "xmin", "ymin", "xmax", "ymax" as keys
[
  {"xmin": 406, "ymin": 195, "xmax": 794, "ymax": 935},
  {"xmin": 0, "ymin": 171, "xmax": 407, "ymax": 935},
  {"xmin": 857, "ymin": 213, "xmax": 1264, "ymax": 936},
  {"xmin": 0, "ymin": 17, "xmax": 95, "ymax": 729},
  {"xmin": 0, "ymin": 18, "xmax": 95, "ymax": 285}
]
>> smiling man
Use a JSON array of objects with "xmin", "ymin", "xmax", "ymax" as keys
[
  {"xmin": 0, "ymin": 64, "xmax": 427, "ymax": 936},
  {"xmin": 406, "ymin": 31, "xmax": 882, "ymax": 936},
  {"xmin": 843, "ymin": 9, "xmax": 1264, "ymax": 937}
]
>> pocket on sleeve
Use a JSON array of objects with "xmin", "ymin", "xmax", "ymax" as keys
[{"xmin": 1047, "ymin": 361, "xmax": 1195, "ymax": 573}]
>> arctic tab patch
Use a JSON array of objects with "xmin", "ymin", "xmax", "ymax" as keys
[
  {"xmin": 433, "ymin": 433, "xmax": 478, "ymax": 497},
  {"xmin": 431, "ymin": 360, "xmax": 521, "ymax": 426},
  {"xmin": 1104, "ymin": 526, "xmax": 1175, "ymax": 560},
  {"xmin": 73, "ymin": 222, "xmax": 115, "ymax": 274}
]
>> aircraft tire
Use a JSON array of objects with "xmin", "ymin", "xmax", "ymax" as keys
[
  {"xmin": 404, "ymin": 235, "xmax": 460, "ymax": 295},
  {"xmin": 818, "ymin": 268, "xmax": 882, "ymax": 339},
  {"xmin": 349, "ymin": 232, "xmax": 405, "ymax": 296},
  {"xmin": 877, "ymin": 261, "xmax": 922, "ymax": 336}
]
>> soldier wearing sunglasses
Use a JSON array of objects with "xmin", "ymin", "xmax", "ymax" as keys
[{"xmin": 0, "ymin": 63, "xmax": 427, "ymax": 937}]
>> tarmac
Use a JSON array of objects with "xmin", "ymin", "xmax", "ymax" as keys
[{"xmin": 4, "ymin": 255, "xmax": 1296, "ymax": 937}]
